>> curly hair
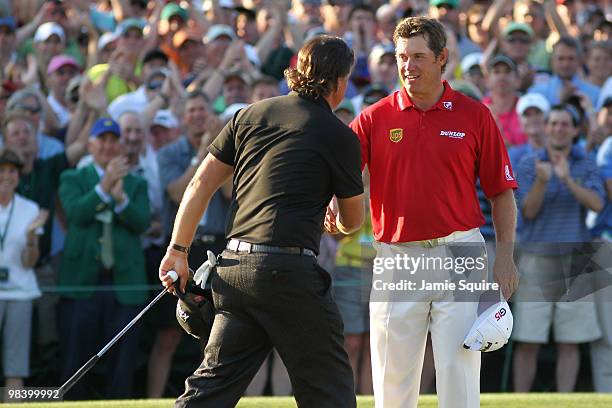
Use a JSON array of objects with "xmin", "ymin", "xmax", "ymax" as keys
[{"xmin": 285, "ymin": 35, "xmax": 354, "ymax": 99}]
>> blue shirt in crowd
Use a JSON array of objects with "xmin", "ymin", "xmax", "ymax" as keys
[
  {"xmin": 157, "ymin": 136, "xmax": 229, "ymax": 238},
  {"xmin": 528, "ymin": 74, "xmax": 600, "ymax": 107},
  {"xmin": 591, "ymin": 136, "xmax": 612, "ymax": 239},
  {"xmin": 515, "ymin": 145, "xmax": 605, "ymax": 254}
]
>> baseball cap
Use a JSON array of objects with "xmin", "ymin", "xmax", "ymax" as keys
[
  {"xmin": 202, "ymin": 0, "xmax": 235, "ymax": 11},
  {"xmin": 47, "ymin": 55, "xmax": 81, "ymax": 75},
  {"xmin": 502, "ymin": 21, "xmax": 535, "ymax": 39},
  {"xmin": 97, "ymin": 31, "xmax": 119, "ymax": 51},
  {"xmin": 91, "ymin": 118, "xmax": 120, "ymax": 138},
  {"xmin": 151, "ymin": 110, "xmax": 179, "ymax": 129},
  {"xmin": 487, "ymin": 54, "xmax": 517, "ymax": 72},
  {"xmin": 115, "ymin": 18, "xmax": 146, "ymax": 37},
  {"xmin": 34, "ymin": 22, "xmax": 65, "ymax": 43},
  {"xmin": 463, "ymin": 300, "xmax": 513, "ymax": 352},
  {"xmin": 173, "ymin": 27, "xmax": 203, "ymax": 49},
  {"xmin": 363, "ymin": 83, "xmax": 390, "ymax": 105},
  {"xmin": 221, "ymin": 103, "xmax": 249, "ymax": 122},
  {"xmin": 0, "ymin": 16, "xmax": 16, "ymax": 32},
  {"xmin": 516, "ymin": 93, "xmax": 551, "ymax": 116},
  {"xmin": 334, "ymin": 98, "xmax": 355, "ymax": 115},
  {"xmin": 0, "ymin": 147, "xmax": 23, "ymax": 170},
  {"xmin": 161, "ymin": 3, "xmax": 188, "ymax": 22},
  {"xmin": 460, "ymin": 52, "xmax": 483, "ymax": 75},
  {"xmin": 369, "ymin": 43, "xmax": 395, "ymax": 65},
  {"xmin": 203, "ymin": 25, "xmax": 235, "ymax": 44},
  {"xmin": 430, "ymin": 0, "xmax": 460, "ymax": 8}
]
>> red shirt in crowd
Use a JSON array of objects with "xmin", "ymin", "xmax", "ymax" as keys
[
  {"xmin": 350, "ymin": 81, "xmax": 518, "ymax": 243},
  {"xmin": 482, "ymin": 96, "xmax": 528, "ymax": 146}
]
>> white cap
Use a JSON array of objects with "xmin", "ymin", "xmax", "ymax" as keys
[
  {"xmin": 151, "ymin": 110, "xmax": 179, "ymax": 129},
  {"xmin": 460, "ymin": 52, "xmax": 483, "ymax": 75},
  {"xmin": 203, "ymin": 24, "xmax": 236, "ymax": 43},
  {"xmin": 221, "ymin": 103, "xmax": 249, "ymax": 123},
  {"xmin": 34, "ymin": 22, "xmax": 65, "ymax": 44},
  {"xmin": 516, "ymin": 93, "xmax": 551, "ymax": 116},
  {"xmin": 202, "ymin": 0, "xmax": 235, "ymax": 11},
  {"xmin": 463, "ymin": 301, "xmax": 513, "ymax": 352},
  {"xmin": 98, "ymin": 31, "xmax": 119, "ymax": 51}
]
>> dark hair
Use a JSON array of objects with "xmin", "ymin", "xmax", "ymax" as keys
[
  {"xmin": 348, "ymin": 4, "xmax": 375, "ymax": 22},
  {"xmin": 553, "ymin": 36, "xmax": 583, "ymax": 57},
  {"xmin": 587, "ymin": 40, "xmax": 611, "ymax": 57},
  {"xmin": 285, "ymin": 35, "xmax": 354, "ymax": 98},
  {"xmin": 393, "ymin": 17, "xmax": 448, "ymax": 73},
  {"xmin": 549, "ymin": 103, "xmax": 581, "ymax": 127},
  {"xmin": 185, "ymin": 90, "xmax": 210, "ymax": 105}
]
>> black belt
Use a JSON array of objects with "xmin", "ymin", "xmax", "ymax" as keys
[{"xmin": 227, "ymin": 239, "xmax": 316, "ymax": 257}]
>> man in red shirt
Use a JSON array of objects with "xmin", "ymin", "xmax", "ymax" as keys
[{"xmin": 343, "ymin": 17, "xmax": 519, "ymax": 407}]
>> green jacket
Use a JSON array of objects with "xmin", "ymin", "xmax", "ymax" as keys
[{"xmin": 58, "ymin": 164, "xmax": 150, "ymax": 305}]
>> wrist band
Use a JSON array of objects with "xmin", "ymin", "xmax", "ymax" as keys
[{"xmin": 171, "ymin": 243, "xmax": 190, "ymax": 254}]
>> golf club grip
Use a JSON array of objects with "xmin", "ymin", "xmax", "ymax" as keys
[{"xmin": 58, "ymin": 355, "xmax": 100, "ymax": 396}]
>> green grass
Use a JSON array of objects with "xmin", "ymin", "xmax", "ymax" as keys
[{"xmin": 7, "ymin": 394, "xmax": 612, "ymax": 408}]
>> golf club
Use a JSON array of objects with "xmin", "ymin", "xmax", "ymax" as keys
[{"xmin": 57, "ymin": 270, "xmax": 179, "ymax": 397}]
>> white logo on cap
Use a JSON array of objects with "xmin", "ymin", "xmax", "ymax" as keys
[
  {"xmin": 443, "ymin": 101, "xmax": 453, "ymax": 110},
  {"xmin": 505, "ymin": 165, "xmax": 514, "ymax": 181}
]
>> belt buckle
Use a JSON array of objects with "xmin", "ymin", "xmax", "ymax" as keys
[{"xmin": 420, "ymin": 238, "xmax": 439, "ymax": 248}]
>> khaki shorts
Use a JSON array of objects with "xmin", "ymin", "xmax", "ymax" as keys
[{"xmin": 512, "ymin": 252, "xmax": 601, "ymax": 343}]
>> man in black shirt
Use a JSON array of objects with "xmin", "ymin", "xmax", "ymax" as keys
[{"xmin": 159, "ymin": 36, "xmax": 364, "ymax": 407}]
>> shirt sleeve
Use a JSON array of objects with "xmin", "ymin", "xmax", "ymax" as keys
[
  {"xmin": 348, "ymin": 111, "xmax": 370, "ymax": 171},
  {"xmin": 157, "ymin": 144, "xmax": 186, "ymax": 190},
  {"xmin": 208, "ymin": 119, "xmax": 236, "ymax": 166},
  {"xmin": 597, "ymin": 137, "xmax": 612, "ymax": 181},
  {"xmin": 514, "ymin": 154, "xmax": 537, "ymax": 208},
  {"xmin": 328, "ymin": 128, "xmax": 364, "ymax": 199},
  {"xmin": 477, "ymin": 108, "xmax": 519, "ymax": 198},
  {"xmin": 581, "ymin": 157, "xmax": 605, "ymax": 201}
]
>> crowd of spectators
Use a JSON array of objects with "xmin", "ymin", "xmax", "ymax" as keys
[{"xmin": 0, "ymin": 0, "xmax": 609, "ymax": 400}]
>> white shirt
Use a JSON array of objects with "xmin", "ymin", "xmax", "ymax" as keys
[
  {"xmin": 0, "ymin": 195, "xmax": 41, "ymax": 300},
  {"xmin": 47, "ymin": 93, "xmax": 71, "ymax": 128}
]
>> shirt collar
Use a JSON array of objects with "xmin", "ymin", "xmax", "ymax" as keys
[
  {"xmin": 395, "ymin": 81, "xmax": 457, "ymax": 112},
  {"xmin": 93, "ymin": 162, "xmax": 105, "ymax": 178},
  {"xmin": 293, "ymin": 92, "xmax": 332, "ymax": 112}
]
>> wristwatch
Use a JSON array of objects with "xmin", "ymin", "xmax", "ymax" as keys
[
  {"xmin": 171, "ymin": 243, "xmax": 190, "ymax": 254},
  {"xmin": 190, "ymin": 156, "xmax": 200, "ymax": 167}
]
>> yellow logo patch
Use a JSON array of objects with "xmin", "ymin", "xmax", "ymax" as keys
[{"xmin": 389, "ymin": 128, "xmax": 403, "ymax": 143}]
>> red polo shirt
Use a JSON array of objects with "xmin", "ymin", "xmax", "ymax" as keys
[{"xmin": 350, "ymin": 81, "xmax": 518, "ymax": 243}]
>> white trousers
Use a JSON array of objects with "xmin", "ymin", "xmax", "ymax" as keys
[{"xmin": 370, "ymin": 228, "xmax": 485, "ymax": 408}]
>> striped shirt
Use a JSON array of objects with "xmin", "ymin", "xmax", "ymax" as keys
[{"xmin": 515, "ymin": 145, "xmax": 605, "ymax": 254}]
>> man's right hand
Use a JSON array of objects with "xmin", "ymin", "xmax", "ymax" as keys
[
  {"xmin": 101, "ymin": 157, "xmax": 129, "ymax": 194},
  {"xmin": 159, "ymin": 247, "xmax": 189, "ymax": 294},
  {"xmin": 535, "ymin": 159, "xmax": 552, "ymax": 183}
]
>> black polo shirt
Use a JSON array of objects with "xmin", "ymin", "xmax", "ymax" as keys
[{"xmin": 209, "ymin": 93, "xmax": 363, "ymax": 253}]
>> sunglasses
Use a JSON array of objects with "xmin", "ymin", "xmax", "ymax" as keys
[
  {"xmin": 146, "ymin": 80, "xmax": 163, "ymax": 90},
  {"xmin": 506, "ymin": 37, "xmax": 531, "ymax": 44}
]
